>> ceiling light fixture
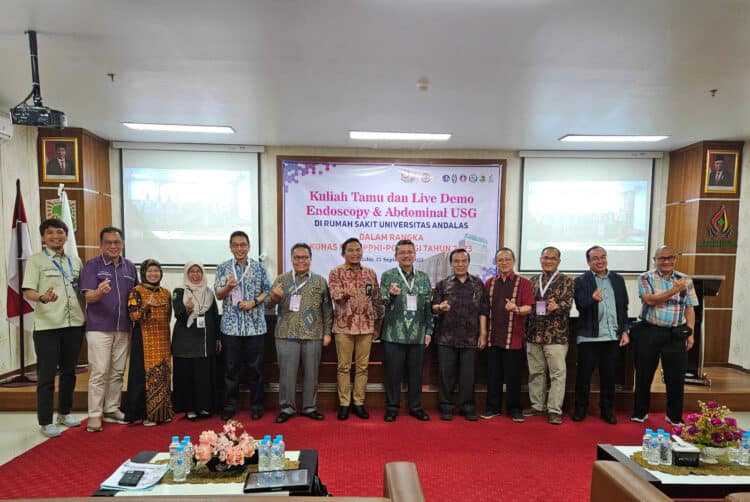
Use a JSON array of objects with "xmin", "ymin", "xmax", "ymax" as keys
[
  {"xmin": 123, "ymin": 123, "xmax": 235, "ymax": 134},
  {"xmin": 349, "ymin": 131, "xmax": 451, "ymax": 141},
  {"xmin": 559, "ymin": 134, "xmax": 668, "ymax": 143}
]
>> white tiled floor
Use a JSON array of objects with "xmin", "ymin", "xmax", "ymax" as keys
[{"xmin": 2, "ymin": 411, "xmax": 750, "ymax": 467}]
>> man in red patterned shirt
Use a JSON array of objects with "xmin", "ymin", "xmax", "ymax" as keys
[
  {"xmin": 328, "ymin": 238, "xmax": 384, "ymax": 420},
  {"xmin": 481, "ymin": 247, "xmax": 534, "ymax": 422}
]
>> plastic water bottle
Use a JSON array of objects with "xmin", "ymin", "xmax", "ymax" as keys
[
  {"xmin": 258, "ymin": 438, "xmax": 271, "ymax": 472},
  {"xmin": 173, "ymin": 445, "xmax": 187, "ymax": 482},
  {"xmin": 647, "ymin": 432, "xmax": 660, "ymax": 465},
  {"xmin": 274, "ymin": 435, "xmax": 286, "ymax": 469},
  {"xmin": 739, "ymin": 433, "xmax": 750, "ymax": 467},
  {"xmin": 659, "ymin": 432, "xmax": 672, "ymax": 465},
  {"xmin": 169, "ymin": 436, "xmax": 181, "ymax": 472},
  {"xmin": 181, "ymin": 436, "xmax": 194, "ymax": 470},
  {"xmin": 642, "ymin": 428, "xmax": 654, "ymax": 456},
  {"xmin": 271, "ymin": 437, "xmax": 283, "ymax": 470}
]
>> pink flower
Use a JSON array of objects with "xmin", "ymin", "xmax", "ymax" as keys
[
  {"xmin": 725, "ymin": 417, "xmax": 737, "ymax": 427},
  {"xmin": 194, "ymin": 443, "xmax": 213, "ymax": 464},
  {"xmin": 686, "ymin": 413, "xmax": 701, "ymax": 424},
  {"xmin": 238, "ymin": 437, "xmax": 256, "ymax": 458},
  {"xmin": 226, "ymin": 446, "xmax": 244, "ymax": 466},
  {"xmin": 199, "ymin": 430, "xmax": 218, "ymax": 446},
  {"xmin": 223, "ymin": 423, "xmax": 237, "ymax": 441},
  {"xmin": 710, "ymin": 417, "xmax": 723, "ymax": 427},
  {"xmin": 672, "ymin": 425, "xmax": 683, "ymax": 436},
  {"xmin": 706, "ymin": 401, "xmax": 719, "ymax": 409}
]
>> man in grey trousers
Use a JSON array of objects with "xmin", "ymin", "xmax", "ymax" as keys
[{"xmin": 269, "ymin": 243, "xmax": 333, "ymax": 423}]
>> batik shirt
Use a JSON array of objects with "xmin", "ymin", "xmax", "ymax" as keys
[
  {"xmin": 526, "ymin": 272, "xmax": 574, "ymax": 345},
  {"xmin": 272, "ymin": 271, "xmax": 333, "ymax": 340},
  {"xmin": 214, "ymin": 258, "xmax": 271, "ymax": 337},
  {"xmin": 328, "ymin": 263, "xmax": 384, "ymax": 335},
  {"xmin": 432, "ymin": 274, "xmax": 489, "ymax": 348},
  {"xmin": 379, "ymin": 267, "xmax": 433, "ymax": 345}
]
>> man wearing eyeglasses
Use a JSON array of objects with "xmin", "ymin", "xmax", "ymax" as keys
[
  {"xmin": 269, "ymin": 243, "xmax": 333, "ymax": 423},
  {"xmin": 380, "ymin": 239, "xmax": 433, "ymax": 422},
  {"xmin": 215, "ymin": 230, "xmax": 271, "ymax": 422},
  {"xmin": 631, "ymin": 246, "xmax": 698, "ymax": 426},
  {"xmin": 572, "ymin": 246, "xmax": 629, "ymax": 424},
  {"xmin": 524, "ymin": 247, "xmax": 573, "ymax": 425}
]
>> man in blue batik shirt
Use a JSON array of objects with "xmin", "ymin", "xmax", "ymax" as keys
[{"xmin": 214, "ymin": 230, "xmax": 271, "ymax": 421}]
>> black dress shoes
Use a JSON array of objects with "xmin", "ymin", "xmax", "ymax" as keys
[
  {"xmin": 221, "ymin": 409, "xmax": 234, "ymax": 421},
  {"xmin": 351, "ymin": 405, "xmax": 369, "ymax": 419},
  {"xmin": 601, "ymin": 413, "xmax": 618, "ymax": 425},
  {"xmin": 275, "ymin": 412, "xmax": 294, "ymax": 423},
  {"xmin": 409, "ymin": 409, "xmax": 430, "ymax": 421},
  {"xmin": 301, "ymin": 410, "xmax": 325, "ymax": 421},
  {"xmin": 572, "ymin": 407, "xmax": 586, "ymax": 422},
  {"xmin": 384, "ymin": 410, "xmax": 398, "ymax": 422},
  {"xmin": 251, "ymin": 409, "xmax": 264, "ymax": 420},
  {"xmin": 459, "ymin": 407, "xmax": 478, "ymax": 422},
  {"xmin": 198, "ymin": 410, "xmax": 212, "ymax": 419},
  {"xmin": 337, "ymin": 406, "xmax": 350, "ymax": 420}
]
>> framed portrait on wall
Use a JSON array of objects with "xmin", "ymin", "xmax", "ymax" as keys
[
  {"xmin": 704, "ymin": 149, "xmax": 739, "ymax": 194},
  {"xmin": 41, "ymin": 137, "xmax": 79, "ymax": 183}
]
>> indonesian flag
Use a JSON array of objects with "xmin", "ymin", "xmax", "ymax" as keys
[
  {"xmin": 6, "ymin": 182, "xmax": 34, "ymax": 328},
  {"xmin": 58, "ymin": 184, "xmax": 78, "ymax": 259}
]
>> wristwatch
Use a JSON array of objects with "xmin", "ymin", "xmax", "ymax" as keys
[{"xmin": 514, "ymin": 307, "xmax": 520, "ymax": 314}]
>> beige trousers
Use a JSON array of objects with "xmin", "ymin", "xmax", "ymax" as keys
[
  {"xmin": 335, "ymin": 333, "xmax": 373, "ymax": 406},
  {"xmin": 86, "ymin": 330, "xmax": 131, "ymax": 417},
  {"xmin": 526, "ymin": 342, "xmax": 568, "ymax": 415}
]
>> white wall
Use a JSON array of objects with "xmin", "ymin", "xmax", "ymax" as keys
[
  {"xmin": 0, "ymin": 126, "xmax": 41, "ymax": 374},
  {"xmin": 730, "ymin": 140, "xmax": 750, "ymax": 368}
]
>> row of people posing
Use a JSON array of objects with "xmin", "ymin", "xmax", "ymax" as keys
[{"xmin": 22, "ymin": 219, "xmax": 696, "ymax": 437}]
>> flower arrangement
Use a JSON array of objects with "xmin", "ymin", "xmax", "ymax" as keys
[
  {"xmin": 194, "ymin": 420, "xmax": 256, "ymax": 471},
  {"xmin": 673, "ymin": 400, "xmax": 745, "ymax": 448}
]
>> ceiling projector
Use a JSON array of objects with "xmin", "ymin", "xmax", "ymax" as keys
[
  {"xmin": 11, "ymin": 104, "xmax": 67, "ymax": 128},
  {"xmin": 11, "ymin": 30, "xmax": 67, "ymax": 129}
]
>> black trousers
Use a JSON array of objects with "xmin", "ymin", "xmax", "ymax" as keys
[
  {"xmin": 383, "ymin": 341, "xmax": 424, "ymax": 412},
  {"xmin": 222, "ymin": 334, "xmax": 265, "ymax": 412},
  {"xmin": 33, "ymin": 326, "xmax": 83, "ymax": 426},
  {"xmin": 173, "ymin": 357, "xmax": 213, "ymax": 413},
  {"xmin": 437, "ymin": 344, "xmax": 477, "ymax": 411},
  {"xmin": 574, "ymin": 340, "xmax": 620, "ymax": 415},
  {"xmin": 485, "ymin": 346, "xmax": 524, "ymax": 414},
  {"xmin": 633, "ymin": 325, "xmax": 687, "ymax": 421}
]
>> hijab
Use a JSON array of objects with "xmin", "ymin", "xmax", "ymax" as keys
[
  {"xmin": 182, "ymin": 261, "xmax": 214, "ymax": 327},
  {"xmin": 139, "ymin": 258, "xmax": 163, "ymax": 290}
]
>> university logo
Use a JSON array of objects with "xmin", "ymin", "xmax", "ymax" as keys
[{"xmin": 708, "ymin": 205, "xmax": 732, "ymax": 238}]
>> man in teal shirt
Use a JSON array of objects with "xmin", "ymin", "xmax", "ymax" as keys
[{"xmin": 380, "ymin": 239, "xmax": 433, "ymax": 422}]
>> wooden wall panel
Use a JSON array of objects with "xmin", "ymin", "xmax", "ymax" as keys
[
  {"xmin": 667, "ymin": 143, "xmax": 704, "ymax": 202},
  {"xmin": 80, "ymin": 129, "xmax": 111, "ymax": 193},
  {"xmin": 664, "ymin": 203, "xmax": 699, "ymax": 254},
  {"xmin": 703, "ymin": 310, "xmax": 733, "ymax": 365}
]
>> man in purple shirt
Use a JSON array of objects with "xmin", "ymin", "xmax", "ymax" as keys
[{"xmin": 80, "ymin": 227, "xmax": 137, "ymax": 432}]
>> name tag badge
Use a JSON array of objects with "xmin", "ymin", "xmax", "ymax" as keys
[
  {"xmin": 196, "ymin": 316, "xmax": 206, "ymax": 328},
  {"xmin": 290, "ymin": 294, "xmax": 302, "ymax": 312},
  {"xmin": 230, "ymin": 288, "xmax": 242, "ymax": 305},
  {"xmin": 406, "ymin": 294, "xmax": 418, "ymax": 311},
  {"xmin": 535, "ymin": 300, "xmax": 547, "ymax": 316}
]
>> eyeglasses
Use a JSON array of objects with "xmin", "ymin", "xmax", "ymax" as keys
[
  {"xmin": 655, "ymin": 255, "xmax": 676, "ymax": 262},
  {"xmin": 589, "ymin": 255, "xmax": 607, "ymax": 262},
  {"xmin": 496, "ymin": 258, "xmax": 514, "ymax": 263},
  {"xmin": 292, "ymin": 255, "xmax": 310, "ymax": 261},
  {"xmin": 540, "ymin": 256, "xmax": 559, "ymax": 261},
  {"xmin": 102, "ymin": 239, "xmax": 123, "ymax": 246},
  {"xmin": 230, "ymin": 242, "xmax": 249, "ymax": 249}
]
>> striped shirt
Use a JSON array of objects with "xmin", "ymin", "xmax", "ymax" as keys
[{"xmin": 638, "ymin": 269, "xmax": 698, "ymax": 327}]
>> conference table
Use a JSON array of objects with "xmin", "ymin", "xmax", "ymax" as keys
[
  {"xmin": 597, "ymin": 444, "xmax": 750, "ymax": 499},
  {"xmin": 94, "ymin": 449, "xmax": 319, "ymax": 497}
]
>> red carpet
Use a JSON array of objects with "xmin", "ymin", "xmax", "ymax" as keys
[{"xmin": 0, "ymin": 411, "xmax": 655, "ymax": 500}]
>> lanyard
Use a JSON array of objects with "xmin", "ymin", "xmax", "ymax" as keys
[
  {"xmin": 538, "ymin": 270, "xmax": 559, "ymax": 298},
  {"xmin": 397, "ymin": 267, "xmax": 416, "ymax": 293},
  {"xmin": 291, "ymin": 271, "xmax": 311, "ymax": 294},
  {"xmin": 232, "ymin": 259, "xmax": 252, "ymax": 285},
  {"xmin": 186, "ymin": 287, "xmax": 209, "ymax": 311},
  {"xmin": 43, "ymin": 248, "xmax": 75, "ymax": 284}
]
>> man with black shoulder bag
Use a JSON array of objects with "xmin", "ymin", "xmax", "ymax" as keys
[{"xmin": 630, "ymin": 246, "xmax": 698, "ymax": 427}]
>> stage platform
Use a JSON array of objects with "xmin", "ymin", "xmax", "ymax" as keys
[{"xmin": 1, "ymin": 364, "xmax": 748, "ymax": 414}]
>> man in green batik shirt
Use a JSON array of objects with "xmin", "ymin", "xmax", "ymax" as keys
[{"xmin": 380, "ymin": 239, "xmax": 433, "ymax": 422}]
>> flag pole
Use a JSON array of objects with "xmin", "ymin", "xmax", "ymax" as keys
[{"xmin": 5, "ymin": 180, "xmax": 33, "ymax": 385}]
